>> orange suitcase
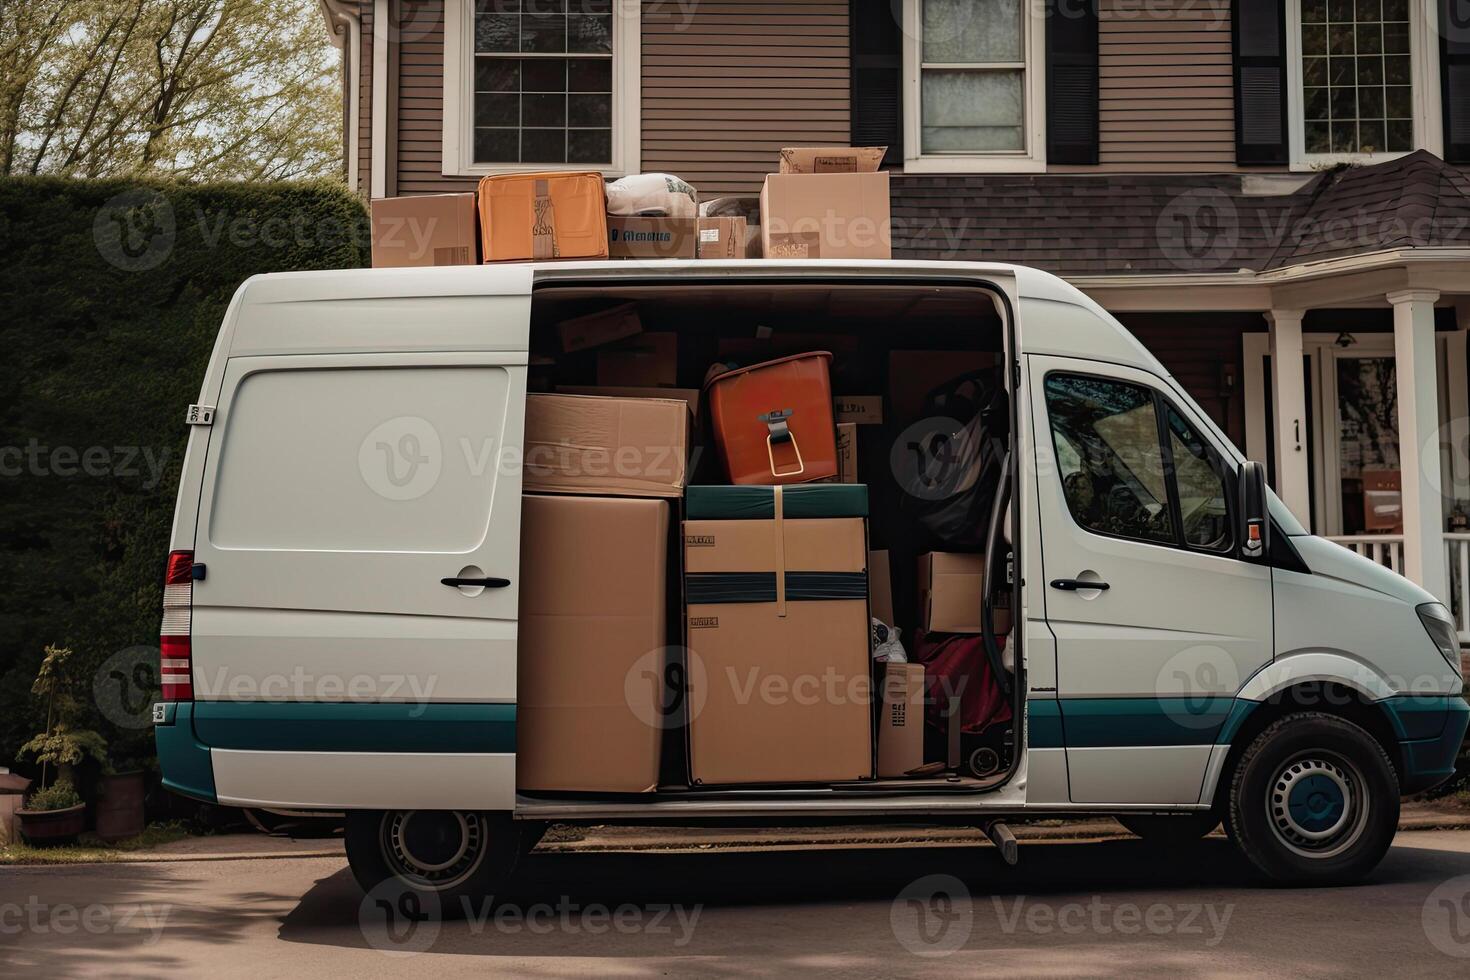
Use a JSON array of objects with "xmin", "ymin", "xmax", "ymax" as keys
[{"xmin": 704, "ymin": 352, "xmax": 838, "ymax": 484}]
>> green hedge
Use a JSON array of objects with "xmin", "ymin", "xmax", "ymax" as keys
[{"xmin": 0, "ymin": 177, "xmax": 369, "ymax": 772}]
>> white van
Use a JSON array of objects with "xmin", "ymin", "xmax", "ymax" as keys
[{"xmin": 156, "ymin": 260, "xmax": 1467, "ymax": 903}]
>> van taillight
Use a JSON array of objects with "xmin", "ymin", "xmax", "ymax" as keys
[{"xmin": 160, "ymin": 550, "xmax": 194, "ymax": 701}]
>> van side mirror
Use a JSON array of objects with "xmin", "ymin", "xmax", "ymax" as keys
[{"xmin": 1238, "ymin": 460, "xmax": 1270, "ymax": 560}]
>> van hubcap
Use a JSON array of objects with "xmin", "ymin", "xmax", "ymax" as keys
[
  {"xmin": 381, "ymin": 810, "xmax": 486, "ymax": 890},
  {"xmin": 1267, "ymin": 756, "xmax": 1366, "ymax": 858}
]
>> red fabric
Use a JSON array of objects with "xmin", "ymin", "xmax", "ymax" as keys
[{"xmin": 911, "ymin": 630, "xmax": 1013, "ymax": 735}]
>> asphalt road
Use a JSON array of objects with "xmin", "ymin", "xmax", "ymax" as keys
[{"xmin": 6, "ymin": 830, "xmax": 1470, "ymax": 977}]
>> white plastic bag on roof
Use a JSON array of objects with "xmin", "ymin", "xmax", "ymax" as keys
[{"xmin": 606, "ymin": 173, "xmax": 698, "ymax": 218}]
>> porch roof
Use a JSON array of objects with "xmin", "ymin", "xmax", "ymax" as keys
[{"xmin": 892, "ymin": 151, "xmax": 1470, "ymax": 279}]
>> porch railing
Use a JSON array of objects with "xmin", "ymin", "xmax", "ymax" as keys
[{"xmin": 1325, "ymin": 534, "xmax": 1404, "ymax": 572}]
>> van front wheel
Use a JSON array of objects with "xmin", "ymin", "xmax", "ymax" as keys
[
  {"xmin": 1226, "ymin": 713, "xmax": 1398, "ymax": 885},
  {"xmin": 345, "ymin": 809, "xmax": 522, "ymax": 917}
]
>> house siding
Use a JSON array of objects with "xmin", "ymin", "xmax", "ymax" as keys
[
  {"xmin": 357, "ymin": 0, "xmax": 374, "ymax": 195},
  {"xmin": 641, "ymin": 0, "xmax": 850, "ymax": 196}
]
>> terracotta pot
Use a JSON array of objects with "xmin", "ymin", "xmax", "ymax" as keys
[
  {"xmin": 95, "ymin": 771, "xmax": 146, "ymax": 843},
  {"xmin": 17, "ymin": 803, "xmax": 86, "ymax": 845}
]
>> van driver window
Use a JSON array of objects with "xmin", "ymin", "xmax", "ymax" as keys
[{"xmin": 1044, "ymin": 374, "xmax": 1175, "ymax": 545}]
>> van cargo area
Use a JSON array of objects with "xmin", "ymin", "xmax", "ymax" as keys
[{"xmin": 517, "ymin": 280, "xmax": 1019, "ymax": 806}]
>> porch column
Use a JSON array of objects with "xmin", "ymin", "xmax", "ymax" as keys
[
  {"xmin": 1389, "ymin": 289, "xmax": 1446, "ymax": 600},
  {"xmin": 1267, "ymin": 309, "xmax": 1312, "ymax": 523}
]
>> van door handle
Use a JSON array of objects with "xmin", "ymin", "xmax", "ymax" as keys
[
  {"xmin": 441, "ymin": 576, "xmax": 511, "ymax": 589},
  {"xmin": 1050, "ymin": 578, "xmax": 1109, "ymax": 592}
]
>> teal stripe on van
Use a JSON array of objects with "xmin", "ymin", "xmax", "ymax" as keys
[
  {"xmin": 1056, "ymin": 697, "xmax": 1238, "ymax": 747},
  {"xmin": 192, "ymin": 702, "xmax": 516, "ymax": 754}
]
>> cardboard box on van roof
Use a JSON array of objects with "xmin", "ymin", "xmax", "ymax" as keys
[
  {"xmin": 760, "ymin": 170, "xmax": 891, "ymax": 260},
  {"xmin": 370, "ymin": 193, "xmax": 478, "ymax": 268},
  {"xmin": 779, "ymin": 146, "xmax": 887, "ymax": 173},
  {"xmin": 477, "ymin": 171, "xmax": 608, "ymax": 262},
  {"xmin": 523, "ymin": 392, "xmax": 689, "ymax": 497}
]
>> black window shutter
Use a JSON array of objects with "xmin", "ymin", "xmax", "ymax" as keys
[
  {"xmin": 1232, "ymin": 0, "xmax": 1289, "ymax": 165},
  {"xmin": 1443, "ymin": 0, "xmax": 1470, "ymax": 163},
  {"xmin": 1047, "ymin": 0, "xmax": 1100, "ymax": 165},
  {"xmin": 850, "ymin": 1, "xmax": 902, "ymax": 167}
]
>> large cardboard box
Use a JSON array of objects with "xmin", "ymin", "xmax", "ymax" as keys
[
  {"xmin": 761, "ymin": 171, "xmax": 892, "ymax": 260},
  {"xmin": 696, "ymin": 216, "xmax": 748, "ymax": 259},
  {"xmin": 597, "ymin": 333, "xmax": 677, "ymax": 386},
  {"xmin": 607, "ymin": 216, "xmax": 697, "ymax": 259},
  {"xmin": 478, "ymin": 171, "xmax": 608, "ymax": 262},
  {"xmin": 370, "ymin": 193, "xmax": 478, "ymax": 268},
  {"xmin": 556, "ymin": 303, "xmax": 642, "ymax": 353},
  {"xmin": 524, "ymin": 393, "xmax": 689, "ymax": 497},
  {"xmin": 878, "ymin": 663, "xmax": 926, "ymax": 778},
  {"xmin": 779, "ymin": 146, "xmax": 887, "ymax": 174},
  {"xmin": 918, "ymin": 552, "xmax": 1010, "ymax": 635},
  {"xmin": 684, "ymin": 491, "xmax": 872, "ymax": 785},
  {"xmin": 516, "ymin": 495, "xmax": 669, "ymax": 793}
]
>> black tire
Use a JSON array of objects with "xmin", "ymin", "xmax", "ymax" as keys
[
  {"xmin": 1117, "ymin": 811, "xmax": 1220, "ymax": 846},
  {"xmin": 1227, "ymin": 712, "xmax": 1399, "ymax": 885},
  {"xmin": 345, "ymin": 809, "xmax": 523, "ymax": 918}
]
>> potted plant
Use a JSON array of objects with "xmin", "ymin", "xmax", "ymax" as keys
[
  {"xmin": 17, "ymin": 645, "xmax": 108, "ymax": 844},
  {"xmin": 16, "ymin": 778, "xmax": 85, "ymax": 844}
]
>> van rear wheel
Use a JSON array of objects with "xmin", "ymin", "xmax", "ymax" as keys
[
  {"xmin": 1226, "ymin": 713, "xmax": 1398, "ymax": 886},
  {"xmin": 345, "ymin": 809, "xmax": 522, "ymax": 918}
]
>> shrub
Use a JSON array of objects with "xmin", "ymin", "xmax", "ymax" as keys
[{"xmin": 25, "ymin": 779, "xmax": 82, "ymax": 813}]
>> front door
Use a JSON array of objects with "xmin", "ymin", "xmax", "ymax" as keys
[{"xmin": 1029, "ymin": 355, "xmax": 1274, "ymax": 804}]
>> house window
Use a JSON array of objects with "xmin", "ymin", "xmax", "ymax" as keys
[
  {"xmin": 902, "ymin": 0, "xmax": 1045, "ymax": 172},
  {"xmin": 1286, "ymin": 0, "xmax": 1438, "ymax": 166},
  {"xmin": 442, "ymin": 0, "xmax": 640, "ymax": 177}
]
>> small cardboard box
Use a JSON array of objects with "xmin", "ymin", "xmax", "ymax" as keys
[
  {"xmin": 697, "ymin": 216, "xmax": 748, "ymax": 259},
  {"xmin": 478, "ymin": 171, "xmax": 608, "ymax": 262},
  {"xmin": 558, "ymin": 385, "xmax": 700, "ymax": 420},
  {"xmin": 877, "ymin": 662, "xmax": 925, "ymax": 778},
  {"xmin": 889, "ymin": 350, "xmax": 1002, "ymax": 422},
  {"xmin": 761, "ymin": 171, "xmax": 891, "ymax": 260},
  {"xmin": 370, "ymin": 193, "xmax": 478, "ymax": 268},
  {"xmin": 607, "ymin": 216, "xmax": 697, "ymax": 259},
  {"xmin": 868, "ymin": 549, "xmax": 894, "ymax": 625},
  {"xmin": 779, "ymin": 146, "xmax": 887, "ymax": 174},
  {"xmin": 834, "ymin": 395, "xmax": 883, "ymax": 425},
  {"xmin": 524, "ymin": 393, "xmax": 689, "ymax": 497},
  {"xmin": 835, "ymin": 422, "xmax": 857, "ymax": 483},
  {"xmin": 597, "ymin": 333, "xmax": 677, "ymax": 386},
  {"xmin": 918, "ymin": 552, "xmax": 1009, "ymax": 635},
  {"xmin": 517, "ymin": 494, "xmax": 668, "ymax": 793},
  {"xmin": 556, "ymin": 303, "xmax": 642, "ymax": 352}
]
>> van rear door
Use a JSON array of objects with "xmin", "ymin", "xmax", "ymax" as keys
[{"xmin": 186, "ymin": 278, "xmax": 527, "ymax": 810}]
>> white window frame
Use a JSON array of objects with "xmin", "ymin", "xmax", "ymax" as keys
[
  {"xmin": 900, "ymin": 0, "xmax": 1047, "ymax": 173},
  {"xmin": 441, "ymin": 0, "xmax": 641, "ymax": 178},
  {"xmin": 1285, "ymin": 0, "xmax": 1443, "ymax": 172}
]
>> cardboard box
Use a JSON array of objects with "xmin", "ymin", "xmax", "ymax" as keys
[
  {"xmin": 524, "ymin": 393, "xmax": 689, "ymax": 497},
  {"xmin": 597, "ymin": 333, "xmax": 677, "ymax": 386},
  {"xmin": 1363, "ymin": 468, "xmax": 1403, "ymax": 533},
  {"xmin": 918, "ymin": 552, "xmax": 1010, "ymax": 635},
  {"xmin": 834, "ymin": 395, "xmax": 883, "ymax": 425},
  {"xmin": 835, "ymin": 422, "xmax": 856, "ymax": 483},
  {"xmin": 684, "ymin": 512, "xmax": 872, "ymax": 785},
  {"xmin": 370, "ymin": 193, "xmax": 478, "ymax": 268},
  {"xmin": 697, "ymin": 216, "xmax": 748, "ymax": 259},
  {"xmin": 877, "ymin": 663, "xmax": 926, "ymax": 778},
  {"xmin": 761, "ymin": 171, "xmax": 892, "ymax": 260},
  {"xmin": 889, "ymin": 350, "xmax": 1002, "ymax": 422},
  {"xmin": 779, "ymin": 146, "xmax": 886, "ymax": 174},
  {"xmin": 556, "ymin": 303, "xmax": 642, "ymax": 353},
  {"xmin": 868, "ymin": 549, "xmax": 894, "ymax": 625},
  {"xmin": 477, "ymin": 171, "xmax": 608, "ymax": 262},
  {"xmin": 607, "ymin": 216, "xmax": 697, "ymax": 259},
  {"xmin": 516, "ymin": 494, "xmax": 668, "ymax": 793},
  {"xmin": 699, "ymin": 197, "xmax": 762, "ymax": 256},
  {"xmin": 558, "ymin": 385, "xmax": 700, "ymax": 420}
]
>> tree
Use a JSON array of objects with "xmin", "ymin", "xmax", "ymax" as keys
[{"xmin": 0, "ymin": 0, "xmax": 341, "ymax": 181}]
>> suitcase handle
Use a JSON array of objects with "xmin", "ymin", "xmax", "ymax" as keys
[{"xmin": 766, "ymin": 432, "xmax": 805, "ymax": 478}]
